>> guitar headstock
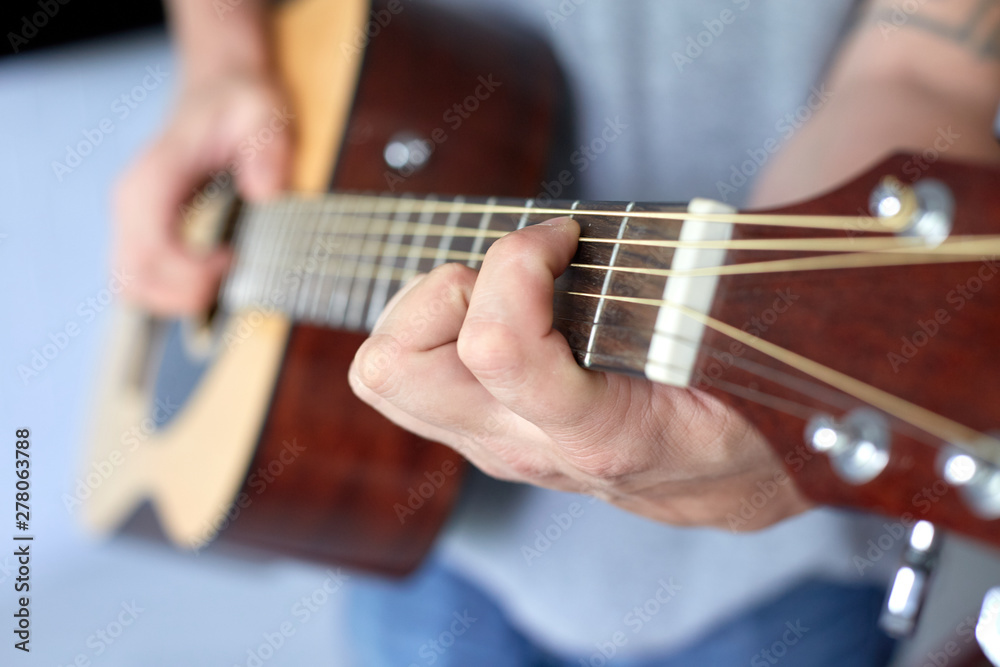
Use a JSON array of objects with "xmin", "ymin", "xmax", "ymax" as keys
[{"xmin": 699, "ymin": 153, "xmax": 1000, "ymax": 547}]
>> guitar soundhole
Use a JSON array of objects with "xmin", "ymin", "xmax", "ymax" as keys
[{"xmin": 148, "ymin": 319, "xmax": 217, "ymax": 431}]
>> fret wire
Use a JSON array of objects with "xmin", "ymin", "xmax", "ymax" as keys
[
  {"xmin": 345, "ymin": 196, "xmax": 392, "ymax": 330},
  {"xmin": 367, "ymin": 195, "xmax": 415, "ymax": 330},
  {"xmin": 255, "ymin": 199, "xmax": 285, "ymax": 308},
  {"xmin": 309, "ymin": 197, "xmax": 343, "ymax": 322},
  {"xmin": 326, "ymin": 194, "xmax": 363, "ymax": 327},
  {"xmin": 295, "ymin": 196, "xmax": 325, "ymax": 320},
  {"xmin": 233, "ymin": 205, "xmax": 258, "ymax": 308},
  {"xmin": 467, "ymin": 196, "xmax": 497, "ymax": 268},
  {"xmin": 516, "ymin": 198, "xmax": 534, "ymax": 230},
  {"xmin": 279, "ymin": 198, "xmax": 303, "ymax": 311},
  {"xmin": 435, "ymin": 195, "xmax": 465, "ymax": 267},
  {"xmin": 221, "ymin": 204, "xmax": 251, "ymax": 310},
  {"xmin": 402, "ymin": 194, "xmax": 438, "ymax": 282},
  {"xmin": 585, "ymin": 201, "xmax": 632, "ymax": 368}
]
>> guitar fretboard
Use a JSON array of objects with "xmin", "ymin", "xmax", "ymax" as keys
[{"xmin": 220, "ymin": 191, "xmax": 701, "ymax": 379}]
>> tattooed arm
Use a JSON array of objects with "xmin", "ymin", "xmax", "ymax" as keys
[{"xmin": 751, "ymin": 0, "xmax": 1000, "ymax": 206}]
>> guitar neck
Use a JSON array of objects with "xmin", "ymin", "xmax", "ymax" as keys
[{"xmin": 220, "ymin": 191, "xmax": 712, "ymax": 384}]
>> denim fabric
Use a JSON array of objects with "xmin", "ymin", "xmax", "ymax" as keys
[{"xmin": 347, "ymin": 556, "xmax": 895, "ymax": 667}]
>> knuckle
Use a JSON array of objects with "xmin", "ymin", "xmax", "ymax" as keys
[
  {"xmin": 568, "ymin": 449, "xmax": 639, "ymax": 485},
  {"xmin": 427, "ymin": 263, "xmax": 474, "ymax": 302},
  {"xmin": 485, "ymin": 230, "xmax": 534, "ymax": 264},
  {"xmin": 456, "ymin": 321, "xmax": 523, "ymax": 386},
  {"xmin": 504, "ymin": 456, "xmax": 554, "ymax": 481},
  {"xmin": 352, "ymin": 334, "xmax": 405, "ymax": 398}
]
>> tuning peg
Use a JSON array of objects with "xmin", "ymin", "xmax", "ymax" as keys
[
  {"xmin": 976, "ymin": 588, "xmax": 1000, "ymax": 666},
  {"xmin": 869, "ymin": 177, "xmax": 953, "ymax": 245},
  {"xmin": 879, "ymin": 520, "xmax": 943, "ymax": 638},
  {"xmin": 804, "ymin": 408, "xmax": 890, "ymax": 485},
  {"xmin": 938, "ymin": 448, "xmax": 1000, "ymax": 519}
]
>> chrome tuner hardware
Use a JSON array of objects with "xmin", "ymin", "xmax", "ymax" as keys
[
  {"xmin": 879, "ymin": 521, "xmax": 943, "ymax": 638},
  {"xmin": 869, "ymin": 177, "xmax": 954, "ymax": 246},
  {"xmin": 383, "ymin": 132, "xmax": 433, "ymax": 173},
  {"xmin": 805, "ymin": 408, "xmax": 891, "ymax": 485},
  {"xmin": 938, "ymin": 446, "xmax": 1000, "ymax": 519},
  {"xmin": 977, "ymin": 588, "xmax": 1000, "ymax": 666}
]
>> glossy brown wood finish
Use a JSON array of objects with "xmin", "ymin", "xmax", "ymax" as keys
[
  {"xmin": 219, "ymin": 1, "xmax": 562, "ymax": 575},
  {"xmin": 698, "ymin": 154, "xmax": 1000, "ymax": 547}
]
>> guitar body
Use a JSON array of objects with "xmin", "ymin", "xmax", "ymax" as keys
[{"xmin": 83, "ymin": 0, "xmax": 562, "ymax": 576}]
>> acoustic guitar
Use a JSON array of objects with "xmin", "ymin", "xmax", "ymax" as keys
[{"xmin": 81, "ymin": 0, "xmax": 1000, "ymax": 579}]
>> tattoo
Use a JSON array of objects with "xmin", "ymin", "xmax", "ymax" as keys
[{"xmin": 871, "ymin": 0, "xmax": 1000, "ymax": 60}]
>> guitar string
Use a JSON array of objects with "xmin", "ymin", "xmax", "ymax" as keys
[
  {"xmin": 555, "ymin": 314, "xmax": 946, "ymax": 451},
  {"xmin": 232, "ymin": 207, "xmax": 999, "ymax": 281},
  {"xmin": 585, "ymin": 323, "xmax": 945, "ymax": 451},
  {"xmin": 224, "ymin": 209, "xmax": 998, "ymax": 460},
  {"xmin": 263, "ymin": 194, "xmax": 912, "ymax": 232},
  {"xmin": 240, "ymin": 210, "xmax": 1000, "ymax": 259},
  {"xmin": 225, "ymin": 240, "xmax": 963, "ymax": 458},
  {"xmin": 557, "ymin": 317, "xmax": 864, "ymax": 418},
  {"xmin": 232, "ymin": 239, "xmax": 994, "ymax": 284},
  {"xmin": 232, "ymin": 230, "xmax": 967, "ymax": 459},
  {"xmin": 246, "ymin": 210, "xmax": 938, "ymax": 252},
  {"xmin": 257, "ymin": 209, "xmax": 1000, "ymax": 253},
  {"xmin": 560, "ymin": 289, "xmax": 1000, "ymax": 464}
]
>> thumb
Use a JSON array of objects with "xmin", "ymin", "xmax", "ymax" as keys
[{"xmin": 230, "ymin": 101, "xmax": 294, "ymax": 201}]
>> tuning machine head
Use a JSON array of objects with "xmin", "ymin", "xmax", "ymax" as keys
[
  {"xmin": 938, "ymin": 445, "xmax": 1000, "ymax": 520},
  {"xmin": 805, "ymin": 408, "xmax": 891, "ymax": 485}
]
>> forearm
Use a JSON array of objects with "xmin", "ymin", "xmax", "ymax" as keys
[
  {"xmin": 751, "ymin": 0, "xmax": 1000, "ymax": 206},
  {"xmin": 165, "ymin": 0, "xmax": 274, "ymax": 85},
  {"xmin": 831, "ymin": 0, "xmax": 1000, "ymax": 160}
]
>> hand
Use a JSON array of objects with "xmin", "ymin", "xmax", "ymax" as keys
[
  {"xmin": 113, "ymin": 72, "xmax": 293, "ymax": 314},
  {"xmin": 349, "ymin": 219, "xmax": 811, "ymax": 530}
]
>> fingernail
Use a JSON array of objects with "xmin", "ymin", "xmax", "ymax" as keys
[{"xmin": 537, "ymin": 216, "xmax": 573, "ymax": 228}]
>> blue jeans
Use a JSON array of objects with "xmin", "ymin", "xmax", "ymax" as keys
[{"xmin": 347, "ymin": 557, "xmax": 896, "ymax": 667}]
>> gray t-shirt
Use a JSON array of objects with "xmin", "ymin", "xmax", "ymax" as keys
[{"xmin": 427, "ymin": 0, "xmax": 895, "ymax": 658}]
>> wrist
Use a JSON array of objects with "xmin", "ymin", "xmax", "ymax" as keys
[{"xmin": 168, "ymin": 0, "xmax": 275, "ymax": 89}]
